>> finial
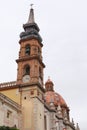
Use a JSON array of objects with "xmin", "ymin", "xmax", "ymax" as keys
[
  {"xmin": 28, "ymin": 4, "xmax": 35, "ymax": 23},
  {"xmin": 76, "ymin": 123, "xmax": 80, "ymax": 130},
  {"xmin": 72, "ymin": 118, "xmax": 75, "ymax": 126},
  {"xmin": 30, "ymin": 4, "xmax": 34, "ymax": 9},
  {"xmin": 64, "ymin": 110, "xmax": 69, "ymax": 123}
]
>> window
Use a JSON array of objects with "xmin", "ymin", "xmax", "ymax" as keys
[
  {"xmin": 39, "ymin": 67, "xmax": 42, "ymax": 78},
  {"xmin": 24, "ymin": 97, "xmax": 26, "ymax": 100},
  {"xmin": 44, "ymin": 115, "xmax": 47, "ymax": 130},
  {"xmin": 7, "ymin": 110, "xmax": 12, "ymax": 118},
  {"xmin": 31, "ymin": 90, "xmax": 34, "ymax": 95},
  {"xmin": 24, "ymin": 65, "xmax": 30, "ymax": 75},
  {"xmin": 25, "ymin": 45, "xmax": 30, "ymax": 55}
]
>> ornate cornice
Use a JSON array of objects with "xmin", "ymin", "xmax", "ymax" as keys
[
  {"xmin": 16, "ymin": 55, "xmax": 45, "ymax": 68},
  {"xmin": 0, "ymin": 93, "xmax": 21, "ymax": 111}
]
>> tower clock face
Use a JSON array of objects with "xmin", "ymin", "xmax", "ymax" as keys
[{"xmin": 22, "ymin": 75, "xmax": 30, "ymax": 83}]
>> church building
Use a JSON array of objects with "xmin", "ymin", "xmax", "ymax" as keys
[{"xmin": 0, "ymin": 6, "xmax": 80, "ymax": 130}]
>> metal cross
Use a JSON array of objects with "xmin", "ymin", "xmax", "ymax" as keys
[{"xmin": 30, "ymin": 4, "xmax": 34, "ymax": 8}]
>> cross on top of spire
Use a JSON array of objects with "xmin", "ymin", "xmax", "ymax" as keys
[
  {"xmin": 21, "ymin": 4, "xmax": 41, "ymax": 42},
  {"xmin": 28, "ymin": 4, "xmax": 35, "ymax": 23},
  {"xmin": 30, "ymin": 4, "xmax": 34, "ymax": 9}
]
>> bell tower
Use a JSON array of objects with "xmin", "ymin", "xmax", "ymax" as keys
[
  {"xmin": 16, "ymin": 7, "xmax": 45, "ymax": 86},
  {"xmin": 16, "ymin": 7, "xmax": 45, "ymax": 130}
]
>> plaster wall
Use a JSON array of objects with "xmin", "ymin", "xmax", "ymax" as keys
[{"xmin": 1, "ymin": 88, "xmax": 20, "ymax": 104}]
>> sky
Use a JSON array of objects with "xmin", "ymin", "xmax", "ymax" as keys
[{"xmin": 0, "ymin": 0, "xmax": 87, "ymax": 129}]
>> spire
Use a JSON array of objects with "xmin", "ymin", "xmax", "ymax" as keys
[
  {"xmin": 28, "ymin": 4, "xmax": 35, "ymax": 23},
  {"xmin": 20, "ymin": 6, "xmax": 42, "ymax": 43},
  {"xmin": 23, "ymin": 5, "xmax": 38, "ymax": 31}
]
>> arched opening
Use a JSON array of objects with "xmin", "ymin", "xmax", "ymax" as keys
[
  {"xmin": 39, "ymin": 67, "xmax": 42, "ymax": 78},
  {"xmin": 25, "ymin": 45, "xmax": 30, "ymax": 55},
  {"xmin": 23, "ymin": 65, "xmax": 30, "ymax": 75}
]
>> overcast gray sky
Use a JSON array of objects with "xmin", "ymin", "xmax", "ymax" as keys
[{"xmin": 0, "ymin": 0, "xmax": 87, "ymax": 130}]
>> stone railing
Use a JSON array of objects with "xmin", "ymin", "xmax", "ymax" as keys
[{"xmin": 0, "ymin": 81, "xmax": 17, "ymax": 88}]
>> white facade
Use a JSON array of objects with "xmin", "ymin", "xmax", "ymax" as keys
[{"xmin": 0, "ymin": 93, "xmax": 22, "ymax": 129}]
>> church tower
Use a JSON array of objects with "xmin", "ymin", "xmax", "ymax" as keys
[
  {"xmin": 16, "ymin": 7, "xmax": 45, "ymax": 86},
  {"xmin": 0, "ymin": 5, "xmax": 80, "ymax": 130},
  {"xmin": 16, "ymin": 7, "xmax": 45, "ymax": 130}
]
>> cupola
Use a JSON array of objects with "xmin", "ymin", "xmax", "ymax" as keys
[
  {"xmin": 45, "ymin": 78, "xmax": 54, "ymax": 91},
  {"xmin": 44, "ymin": 78, "xmax": 68, "ymax": 108}
]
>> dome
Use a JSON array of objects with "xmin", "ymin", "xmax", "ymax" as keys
[
  {"xmin": 44, "ymin": 91, "xmax": 67, "ymax": 107},
  {"xmin": 44, "ymin": 78, "xmax": 67, "ymax": 107}
]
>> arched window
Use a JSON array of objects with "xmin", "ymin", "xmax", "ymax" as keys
[
  {"xmin": 39, "ymin": 67, "xmax": 42, "ymax": 78},
  {"xmin": 44, "ymin": 115, "xmax": 47, "ymax": 130},
  {"xmin": 25, "ymin": 45, "xmax": 30, "ymax": 55},
  {"xmin": 24, "ymin": 65, "xmax": 30, "ymax": 75}
]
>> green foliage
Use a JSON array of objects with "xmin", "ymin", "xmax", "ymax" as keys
[{"xmin": 0, "ymin": 126, "xmax": 19, "ymax": 130}]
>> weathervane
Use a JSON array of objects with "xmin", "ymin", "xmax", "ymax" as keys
[{"xmin": 30, "ymin": 4, "xmax": 34, "ymax": 9}]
